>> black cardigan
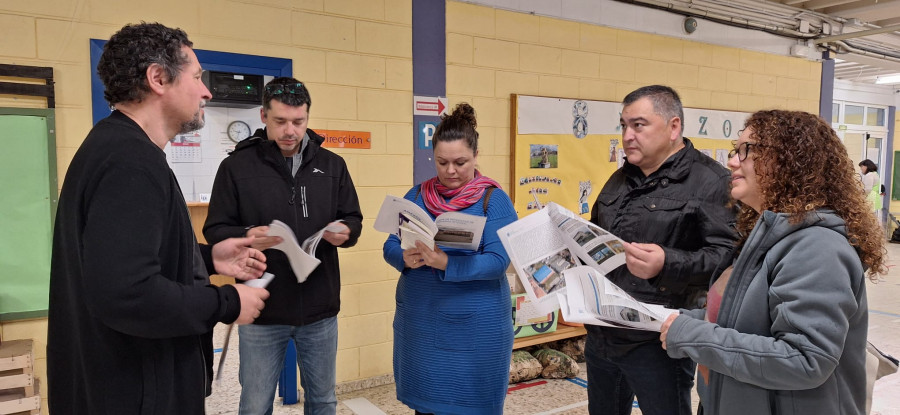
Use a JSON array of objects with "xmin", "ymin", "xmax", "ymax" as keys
[{"xmin": 48, "ymin": 111, "xmax": 241, "ymax": 414}]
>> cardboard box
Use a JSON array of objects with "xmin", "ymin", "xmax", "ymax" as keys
[
  {"xmin": 511, "ymin": 294, "xmax": 558, "ymax": 338},
  {"xmin": 506, "ymin": 271, "xmax": 526, "ymax": 295}
]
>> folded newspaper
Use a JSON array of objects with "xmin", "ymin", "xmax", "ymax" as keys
[
  {"xmin": 497, "ymin": 202, "xmax": 675, "ymax": 331},
  {"xmin": 373, "ymin": 195, "xmax": 486, "ymax": 251},
  {"xmin": 266, "ymin": 220, "xmax": 345, "ymax": 283}
]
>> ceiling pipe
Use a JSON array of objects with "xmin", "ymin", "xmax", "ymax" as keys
[
  {"xmin": 832, "ymin": 40, "xmax": 900, "ymax": 63},
  {"xmin": 613, "ymin": 0, "xmax": 820, "ymax": 38},
  {"xmin": 689, "ymin": 0, "xmax": 807, "ymax": 28},
  {"xmin": 815, "ymin": 24, "xmax": 900, "ymax": 43}
]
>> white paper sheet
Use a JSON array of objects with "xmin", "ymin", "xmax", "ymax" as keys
[{"xmin": 267, "ymin": 220, "xmax": 321, "ymax": 283}]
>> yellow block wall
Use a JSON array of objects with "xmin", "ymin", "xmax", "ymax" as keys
[
  {"xmin": 445, "ymin": 1, "xmax": 822, "ymax": 191},
  {"xmin": 0, "ymin": 0, "xmax": 414, "ymax": 409},
  {"xmin": 0, "ymin": 0, "xmax": 824, "ymax": 410}
]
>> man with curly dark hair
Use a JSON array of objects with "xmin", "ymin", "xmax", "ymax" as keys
[{"xmin": 47, "ymin": 22, "xmax": 271, "ymax": 414}]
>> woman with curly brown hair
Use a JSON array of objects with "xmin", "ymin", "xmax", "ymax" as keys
[{"xmin": 658, "ymin": 110, "xmax": 885, "ymax": 415}]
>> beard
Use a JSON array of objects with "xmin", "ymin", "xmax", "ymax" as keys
[{"xmin": 178, "ymin": 110, "xmax": 205, "ymax": 134}]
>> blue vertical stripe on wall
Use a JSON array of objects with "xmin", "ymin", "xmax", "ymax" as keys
[
  {"xmin": 412, "ymin": 0, "xmax": 447, "ymax": 185},
  {"xmin": 820, "ymin": 52, "xmax": 835, "ymax": 120}
]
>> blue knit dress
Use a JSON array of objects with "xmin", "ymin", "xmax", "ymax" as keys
[{"xmin": 383, "ymin": 184, "xmax": 517, "ymax": 415}]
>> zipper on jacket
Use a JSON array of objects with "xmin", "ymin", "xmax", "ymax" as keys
[
  {"xmin": 289, "ymin": 186, "xmax": 296, "ymax": 205},
  {"xmin": 301, "ymin": 185, "xmax": 309, "ymax": 218}
]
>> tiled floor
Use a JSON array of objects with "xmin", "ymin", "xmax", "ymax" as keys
[{"xmin": 206, "ymin": 243, "xmax": 900, "ymax": 415}]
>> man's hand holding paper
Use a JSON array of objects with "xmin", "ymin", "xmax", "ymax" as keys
[
  {"xmin": 322, "ymin": 221, "xmax": 350, "ymax": 246},
  {"xmin": 246, "ymin": 226, "xmax": 283, "ymax": 251}
]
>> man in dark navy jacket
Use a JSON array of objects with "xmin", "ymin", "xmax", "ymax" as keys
[
  {"xmin": 204, "ymin": 77, "xmax": 363, "ymax": 415},
  {"xmin": 47, "ymin": 23, "xmax": 271, "ymax": 414}
]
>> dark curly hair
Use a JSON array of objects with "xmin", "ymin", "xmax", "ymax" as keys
[
  {"xmin": 737, "ymin": 110, "xmax": 885, "ymax": 279},
  {"xmin": 97, "ymin": 22, "xmax": 193, "ymax": 105},
  {"xmin": 434, "ymin": 102, "xmax": 478, "ymax": 153}
]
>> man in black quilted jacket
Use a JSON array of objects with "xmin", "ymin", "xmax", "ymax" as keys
[{"xmin": 586, "ymin": 85, "xmax": 737, "ymax": 415}]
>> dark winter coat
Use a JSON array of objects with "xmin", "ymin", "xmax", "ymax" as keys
[
  {"xmin": 203, "ymin": 128, "xmax": 362, "ymax": 326},
  {"xmin": 588, "ymin": 138, "xmax": 737, "ymax": 353}
]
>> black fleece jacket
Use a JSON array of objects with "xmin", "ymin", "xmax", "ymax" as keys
[
  {"xmin": 204, "ymin": 128, "xmax": 363, "ymax": 326},
  {"xmin": 48, "ymin": 111, "xmax": 241, "ymax": 414}
]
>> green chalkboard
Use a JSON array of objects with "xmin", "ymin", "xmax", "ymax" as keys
[{"xmin": 0, "ymin": 109, "xmax": 57, "ymax": 321}]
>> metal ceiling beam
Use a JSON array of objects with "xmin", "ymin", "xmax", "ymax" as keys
[
  {"xmin": 835, "ymin": 67, "xmax": 895, "ymax": 76},
  {"xmin": 872, "ymin": 16, "xmax": 900, "ymax": 27},
  {"xmin": 838, "ymin": 51, "xmax": 900, "ymax": 71},
  {"xmin": 800, "ymin": 0, "xmax": 859, "ymax": 11},
  {"xmin": 814, "ymin": 24, "xmax": 900, "ymax": 43},
  {"xmin": 824, "ymin": 0, "xmax": 900, "ymax": 22}
]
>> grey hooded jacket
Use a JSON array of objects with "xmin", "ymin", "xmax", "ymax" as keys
[{"xmin": 665, "ymin": 210, "xmax": 868, "ymax": 415}]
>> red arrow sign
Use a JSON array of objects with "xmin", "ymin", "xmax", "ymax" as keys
[{"xmin": 413, "ymin": 95, "xmax": 448, "ymax": 116}]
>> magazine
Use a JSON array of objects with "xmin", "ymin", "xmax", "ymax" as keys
[
  {"xmin": 497, "ymin": 202, "xmax": 675, "ymax": 331},
  {"xmin": 373, "ymin": 195, "xmax": 486, "ymax": 251}
]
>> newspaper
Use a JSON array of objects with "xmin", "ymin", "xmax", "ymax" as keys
[
  {"xmin": 373, "ymin": 195, "xmax": 486, "ymax": 251},
  {"xmin": 266, "ymin": 220, "xmax": 344, "ymax": 283},
  {"xmin": 497, "ymin": 202, "xmax": 675, "ymax": 331},
  {"xmin": 558, "ymin": 266, "xmax": 672, "ymax": 331}
]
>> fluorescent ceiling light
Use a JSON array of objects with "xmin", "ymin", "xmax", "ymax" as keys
[{"xmin": 876, "ymin": 74, "xmax": 900, "ymax": 84}]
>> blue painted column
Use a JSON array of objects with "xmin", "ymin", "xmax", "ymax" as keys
[
  {"xmin": 819, "ymin": 50, "xmax": 835, "ymax": 120},
  {"xmin": 412, "ymin": 0, "xmax": 446, "ymax": 184}
]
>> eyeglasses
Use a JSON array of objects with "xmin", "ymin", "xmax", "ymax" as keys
[
  {"xmin": 265, "ymin": 82, "xmax": 304, "ymax": 95},
  {"xmin": 728, "ymin": 141, "xmax": 761, "ymax": 162}
]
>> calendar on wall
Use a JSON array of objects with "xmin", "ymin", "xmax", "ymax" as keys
[
  {"xmin": 169, "ymin": 132, "xmax": 203, "ymax": 163},
  {"xmin": 164, "ymin": 106, "xmax": 265, "ymax": 202}
]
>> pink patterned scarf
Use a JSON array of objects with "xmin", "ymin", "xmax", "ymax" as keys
[{"xmin": 420, "ymin": 170, "xmax": 501, "ymax": 216}]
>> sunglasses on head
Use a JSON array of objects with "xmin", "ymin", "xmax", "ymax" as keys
[{"xmin": 265, "ymin": 82, "xmax": 304, "ymax": 95}]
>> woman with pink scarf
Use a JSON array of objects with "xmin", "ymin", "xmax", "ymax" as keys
[{"xmin": 383, "ymin": 103, "xmax": 518, "ymax": 415}]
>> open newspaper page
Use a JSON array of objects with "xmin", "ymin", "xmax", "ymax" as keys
[
  {"xmin": 498, "ymin": 203, "xmax": 676, "ymax": 330},
  {"xmin": 299, "ymin": 221, "xmax": 347, "ymax": 256},
  {"xmin": 267, "ymin": 220, "xmax": 321, "ymax": 283},
  {"xmin": 545, "ymin": 202, "xmax": 627, "ymax": 274},
  {"xmin": 558, "ymin": 266, "xmax": 675, "ymax": 331},
  {"xmin": 497, "ymin": 208, "xmax": 575, "ymax": 314},
  {"xmin": 374, "ymin": 195, "xmax": 487, "ymax": 251}
]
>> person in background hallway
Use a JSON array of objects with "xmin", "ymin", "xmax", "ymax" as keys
[
  {"xmin": 859, "ymin": 159, "xmax": 881, "ymax": 218},
  {"xmin": 47, "ymin": 22, "xmax": 270, "ymax": 415},
  {"xmin": 660, "ymin": 110, "xmax": 885, "ymax": 415},
  {"xmin": 204, "ymin": 77, "xmax": 363, "ymax": 415},
  {"xmin": 382, "ymin": 103, "xmax": 518, "ymax": 415},
  {"xmin": 587, "ymin": 85, "xmax": 738, "ymax": 415}
]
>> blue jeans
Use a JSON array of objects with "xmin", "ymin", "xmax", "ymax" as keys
[
  {"xmin": 238, "ymin": 317, "xmax": 338, "ymax": 415},
  {"xmin": 585, "ymin": 333, "xmax": 695, "ymax": 415}
]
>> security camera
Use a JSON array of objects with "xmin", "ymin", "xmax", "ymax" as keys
[{"xmin": 683, "ymin": 17, "xmax": 698, "ymax": 34}]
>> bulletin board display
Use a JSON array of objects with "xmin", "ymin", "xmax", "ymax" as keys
[{"xmin": 511, "ymin": 95, "xmax": 750, "ymax": 217}]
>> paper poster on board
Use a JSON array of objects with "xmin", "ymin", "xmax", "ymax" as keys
[{"xmin": 511, "ymin": 95, "xmax": 749, "ymax": 217}]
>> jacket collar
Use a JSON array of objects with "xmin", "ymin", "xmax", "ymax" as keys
[
  {"xmin": 234, "ymin": 127, "xmax": 324, "ymax": 162},
  {"xmin": 622, "ymin": 137, "xmax": 697, "ymax": 185}
]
